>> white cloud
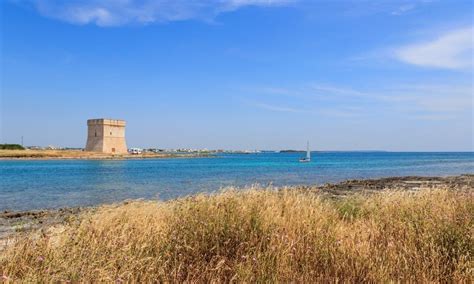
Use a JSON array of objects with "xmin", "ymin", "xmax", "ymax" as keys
[
  {"xmin": 21, "ymin": 0, "xmax": 294, "ymax": 26},
  {"xmin": 393, "ymin": 27, "xmax": 473, "ymax": 70}
]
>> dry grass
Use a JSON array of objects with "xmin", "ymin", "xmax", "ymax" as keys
[
  {"xmin": 0, "ymin": 149, "xmax": 115, "ymax": 159},
  {"xmin": 0, "ymin": 149, "xmax": 201, "ymax": 160},
  {"xmin": 1, "ymin": 186, "xmax": 472, "ymax": 282}
]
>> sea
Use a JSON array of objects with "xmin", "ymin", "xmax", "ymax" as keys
[{"xmin": 1, "ymin": 152, "xmax": 473, "ymax": 211}]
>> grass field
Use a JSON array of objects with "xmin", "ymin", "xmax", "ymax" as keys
[{"xmin": 1, "ymin": 186, "xmax": 472, "ymax": 282}]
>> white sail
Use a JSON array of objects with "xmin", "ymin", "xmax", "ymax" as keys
[{"xmin": 299, "ymin": 141, "xmax": 311, "ymax": 162}]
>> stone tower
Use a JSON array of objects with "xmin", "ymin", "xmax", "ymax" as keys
[{"xmin": 85, "ymin": 119, "xmax": 127, "ymax": 154}]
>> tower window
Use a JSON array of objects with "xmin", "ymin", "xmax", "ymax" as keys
[
  {"xmin": 95, "ymin": 131, "xmax": 97, "ymax": 137},
  {"xmin": 110, "ymin": 132, "xmax": 112, "ymax": 135}
]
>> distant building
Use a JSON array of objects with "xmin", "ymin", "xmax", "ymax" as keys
[
  {"xmin": 85, "ymin": 119, "xmax": 127, "ymax": 154},
  {"xmin": 27, "ymin": 146, "xmax": 42, "ymax": 150},
  {"xmin": 129, "ymin": 148, "xmax": 142, "ymax": 155}
]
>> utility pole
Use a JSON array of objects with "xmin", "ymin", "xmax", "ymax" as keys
[{"xmin": 21, "ymin": 136, "xmax": 24, "ymax": 147}]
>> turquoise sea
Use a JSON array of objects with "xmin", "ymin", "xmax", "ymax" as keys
[{"xmin": 1, "ymin": 152, "xmax": 473, "ymax": 211}]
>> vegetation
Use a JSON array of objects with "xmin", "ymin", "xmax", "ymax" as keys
[
  {"xmin": 1, "ymin": 187, "xmax": 472, "ymax": 282},
  {"xmin": 0, "ymin": 144, "xmax": 24, "ymax": 150}
]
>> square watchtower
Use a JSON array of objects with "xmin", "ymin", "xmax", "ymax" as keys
[{"xmin": 85, "ymin": 119, "xmax": 127, "ymax": 154}]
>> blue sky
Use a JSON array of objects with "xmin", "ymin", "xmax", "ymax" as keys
[{"xmin": 1, "ymin": 0, "xmax": 473, "ymax": 151}]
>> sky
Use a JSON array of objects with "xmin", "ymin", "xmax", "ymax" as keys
[{"xmin": 1, "ymin": 0, "xmax": 473, "ymax": 151}]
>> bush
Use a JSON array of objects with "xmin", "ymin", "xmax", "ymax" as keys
[{"xmin": 0, "ymin": 144, "xmax": 25, "ymax": 150}]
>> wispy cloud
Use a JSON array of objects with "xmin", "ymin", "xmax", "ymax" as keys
[
  {"xmin": 248, "ymin": 82, "xmax": 473, "ymax": 120},
  {"xmin": 248, "ymin": 100, "xmax": 365, "ymax": 118},
  {"xmin": 391, "ymin": 3, "xmax": 416, "ymax": 15},
  {"xmin": 18, "ymin": 0, "xmax": 295, "ymax": 26},
  {"xmin": 393, "ymin": 27, "xmax": 473, "ymax": 70},
  {"xmin": 251, "ymin": 102, "xmax": 305, "ymax": 113},
  {"xmin": 339, "ymin": 0, "xmax": 434, "ymax": 17},
  {"xmin": 309, "ymin": 84, "xmax": 375, "ymax": 100},
  {"xmin": 314, "ymin": 83, "xmax": 473, "ymax": 115}
]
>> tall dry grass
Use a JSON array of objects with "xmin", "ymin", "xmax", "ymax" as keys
[{"xmin": 1, "ymin": 186, "xmax": 472, "ymax": 282}]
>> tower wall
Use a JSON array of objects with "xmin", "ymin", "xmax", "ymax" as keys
[{"xmin": 85, "ymin": 119, "xmax": 127, "ymax": 154}]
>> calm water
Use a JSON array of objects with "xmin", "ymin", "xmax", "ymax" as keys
[{"xmin": 1, "ymin": 152, "xmax": 473, "ymax": 211}]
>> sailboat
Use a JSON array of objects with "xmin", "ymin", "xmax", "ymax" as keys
[{"xmin": 299, "ymin": 141, "xmax": 311, "ymax": 163}]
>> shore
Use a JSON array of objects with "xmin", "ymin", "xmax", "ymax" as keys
[
  {"xmin": 0, "ymin": 149, "xmax": 213, "ymax": 160},
  {"xmin": 1, "ymin": 174, "xmax": 472, "ymax": 250},
  {"xmin": 1, "ymin": 174, "xmax": 472, "ymax": 281}
]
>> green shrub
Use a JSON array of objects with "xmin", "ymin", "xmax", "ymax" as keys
[{"xmin": 0, "ymin": 144, "xmax": 25, "ymax": 150}]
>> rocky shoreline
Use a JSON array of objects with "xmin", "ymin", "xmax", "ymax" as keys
[
  {"xmin": 1, "ymin": 174, "xmax": 473, "ymax": 251},
  {"xmin": 303, "ymin": 174, "xmax": 473, "ymax": 195}
]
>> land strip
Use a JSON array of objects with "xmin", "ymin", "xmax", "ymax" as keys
[{"xmin": 0, "ymin": 149, "xmax": 212, "ymax": 160}]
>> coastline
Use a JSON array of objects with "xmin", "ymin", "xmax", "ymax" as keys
[
  {"xmin": 1, "ymin": 174, "xmax": 472, "ymax": 250},
  {"xmin": 1, "ymin": 174, "xmax": 472, "ymax": 281},
  {"xmin": 0, "ymin": 149, "xmax": 214, "ymax": 160}
]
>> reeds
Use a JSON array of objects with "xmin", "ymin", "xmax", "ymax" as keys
[{"xmin": 1, "ymin": 186, "xmax": 472, "ymax": 282}]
